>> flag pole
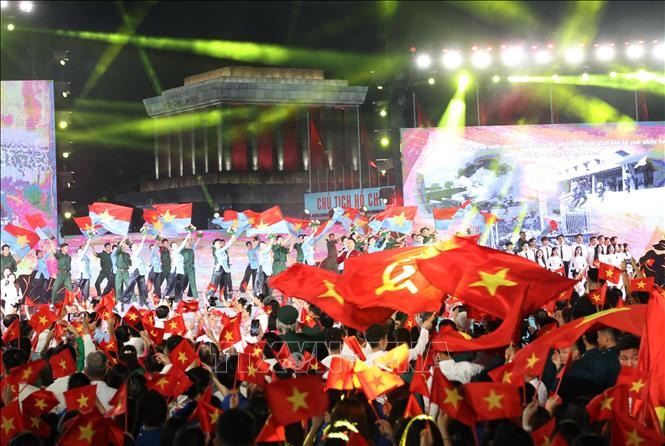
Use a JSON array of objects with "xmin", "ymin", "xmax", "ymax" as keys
[{"xmin": 356, "ymin": 105, "xmax": 362, "ymax": 190}]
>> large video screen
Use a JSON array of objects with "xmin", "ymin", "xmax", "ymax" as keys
[
  {"xmin": 401, "ymin": 123, "xmax": 665, "ymax": 256},
  {"xmin": 1, "ymin": 80, "xmax": 58, "ymax": 272}
]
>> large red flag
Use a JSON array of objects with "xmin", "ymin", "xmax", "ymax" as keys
[
  {"xmin": 168, "ymin": 339, "xmax": 197, "ymax": 370},
  {"xmin": 610, "ymin": 410, "xmax": 665, "ymax": 445},
  {"xmin": 88, "ymin": 202, "xmax": 133, "ymax": 236},
  {"xmin": 465, "ymin": 382, "xmax": 521, "ymax": 421},
  {"xmin": 638, "ymin": 290, "xmax": 665, "ymax": 427},
  {"xmin": 269, "ymin": 264, "xmax": 394, "ymax": 331},
  {"xmin": 264, "ymin": 375, "xmax": 328, "ymax": 426}
]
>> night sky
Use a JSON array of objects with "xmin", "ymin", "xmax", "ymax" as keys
[{"xmin": 1, "ymin": 1, "xmax": 663, "ymax": 208}]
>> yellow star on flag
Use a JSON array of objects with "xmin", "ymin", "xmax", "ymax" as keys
[
  {"xmin": 209, "ymin": 410, "xmax": 221, "ymax": 425},
  {"xmin": 317, "ymin": 280, "xmax": 345, "ymax": 305},
  {"xmin": 30, "ymin": 416, "xmax": 41, "ymax": 429},
  {"xmin": 59, "ymin": 359, "xmax": 68, "ymax": 370},
  {"xmin": 156, "ymin": 377, "xmax": 170, "ymax": 389},
  {"xmin": 469, "ymin": 268, "xmax": 518, "ymax": 296},
  {"xmin": 501, "ymin": 371, "xmax": 513, "ymax": 384},
  {"xmin": 78, "ymin": 422, "xmax": 95, "ymax": 443},
  {"xmin": 600, "ymin": 396, "xmax": 614, "ymax": 411},
  {"xmin": 128, "ymin": 313, "xmax": 138, "ymax": 321},
  {"xmin": 252, "ymin": 346, "xmax": 263, "ymax": 357},
  {"xmin": 483, "ymin": 389, "xmax": 504, "ymax": 410},
  {"xmin": 247, "ymin": 363, "xmax": 258, "ymax": 377},
  {"xmin": 434, "ymin": 238, "xmax": 460, "ymax": 252},
  {"xmin": 76, "ymin": 394, "xmax": 89, "ymax": 409},
  {"xmin": 391, "ymin": 212, "xmax": 407, "ymax": 227},
  {"xmin": 99, "ymin": 209, "xmax": 114, "ymax": 223},
  {"xmin": 630, "ymin": 379, "xmax": 646, "ymax": 394},
  {"xmin": 224, "ymin": 331, "xmax": 235, "ymax": 342},
  {"xmin": 286, "ymin": 387, "xmax": 310, "ymax": 411},
  {"xmin": 21, "ymin": 366, "xmax": 33, "ymax": 381},
  {"xmin": 177, "ymin": 351, "xmax": 189, "ymax": 364},
  {"xmin": 34, "ymin": 398, "xmax": 48, "ymax": 411},
  {"xmin": 625, "ymin": 429, "xmax": 644, "ymax": 446},
  {"xmin": 16, "ymin": 235, "xmax": 28, "ymax": 247},
  {"xmin": 576, "ymin": 307, "xmax": 630, "ymax": 327},
  {"xmin": 444, "ymin": 388, "xmax": 464, "ymax": 409},
  {"xmin": 635, "ymin": 280, "xmax": 646, "ymax": 289},
  {"xmin": 169, "ymin": 321, "xmax": 179, "ymax": 331},
  {"xmin": 1, "ymin": 416, "xmax": 15, "ymax": 435},
  {"xmin": 161, "ymin": 210, "xmax": 176, "ymax": 223},
  {"xmin": 526, "ymin": 353, "xmax": 540, "ymax": 369},
  {"xmin": 256, "ymin": 219, "xmax": 270, "ymax": 231},
  {"xmin": 38, "ymin": 315, "xmax": 49, "ymax": 326}
]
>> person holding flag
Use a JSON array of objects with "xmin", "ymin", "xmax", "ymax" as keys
[
  {"xmin": 238, "ymin": 239, "xmax": 259, "ymax": 294},
  {"xmin": 181, "ymin": 229, "xmax": 200, "ymax": 301},
  {"xmin": 93, "ymin": 242, "xmax": 115, "ymax": 298},
  {"xmin": 49, "ymin": 238, "xmax": 73, "ymax": 306},
  {"xmin": 164, "ymin": 232, "xmax": 191, "ymax": 303},
  {"xmin": 254, "ymin": 238, "xmax": 274, "ymax": 298},
  {"xmin": 121, "ymin": 229, "xmax": 150, "ymax": 309},
  {"xmin": 271, "ymin": 234, "xmax": 290, "ymax": 275},
  {"xmin": 301, "ymin": 207, "xmax": 345, "ymax": 266},
  {"xmin": 74, "ymin": 237, "xmax": 93, "ymax": 302},
  {"xmin": 207, "ymin": 232, "xmax": 238, "ymax": 306},
  {"xmin": 148, "ymin": 238, "xmax": 163, "ymax": 300}
]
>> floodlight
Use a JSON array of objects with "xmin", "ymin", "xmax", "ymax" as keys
[
  {"xmin": 471, "ymin": 50, "xmax": 491, "ymax": 69},
  {"xmin": 442, "ymin": 50, "xmax": 463, "ymax": 70},
  {"xmin": 380, "ymin": 137, "xmax": 390, "ymax": 147},
  {"xmin": 595, "ymin": 45, "xmax": 615, "ymax": 61},
  {"xmin": 626, "ymin": 44, "xmax": 644, "ymax": 59},
  {"xmin": 416, "ymin": 53, "xmax": 432, "ymax": 69},
  {"xmin": 564, "ymin": 47, "xmax": 585, "ymax": 64},
  {"xmin": 427, "ymin": 77, "xmax": 435, "ymax": 85},
  {"xmin": 652, "ymin": 43, "xmax": 664, "ymax": 60},
  {"xmin": 534, "ymin": 50, "xmax": 552, "ymax": 65},
  {"xmin": 18, "ymin": 1, "xmax": 33, "ymax": 12},
  {"xmin": 501, "ymin": 46, "xmax": 525, "ymax": 67}
]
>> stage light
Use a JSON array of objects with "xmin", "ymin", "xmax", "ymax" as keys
[
  {"xmin": 18, "ymin": 1, "xmax": 33, "ymax": 12},
  {"xmin": 379, "ymin": 109, "xmax": 387, "ymax": 117},
  {"xmin": 58, "ymin": 120, "xmax": 69, "ymax": 129},
  {"xmin": 551, "ymin": 74, "xmax": 560, "ymax": 83},
  {"xmin": 507, "ymin": 75, "xmax": 529, "ymax": 83},
  {"xmin": 626, "ymin": 44, "xmax": 644, "ymax": 59},
  {"xmin": 427, "ymin": 77, "xmax": 435, "ymax": 85},
  {"xmin": 380, "ymin": 169, "xmax": 387, "ymax": 176},
  {"xmin": 6, "ymin": 23, "xmax": 14, "ymax": 31},
  {"xmin": 63, "ymin": 212, "xmax": 72, "ymax": 219},
  {"xmin": 534, "ymin": 50, "xmax": 552, "ymax": 65},
  {"xmin": 361, "ymin": 206, "xmax": 368, "ymax": 212},
  {"xmin": 62, "ymin": 152, "xmax": 70, "ymax": 159},
  {"xmin": 59, "ymin": 58, "xmax": 67, "ymax": 66},
  {"xmin": 1, "ymin": 1, "xmax": 8, "ymax": 9},
  {"xmin": 595, "ymin": 45, "xmax": 615, "ymax": 61},
  {"xmin": 379, "ymin": 136, "xmax": 390, "ymax": 147},
  {"xmin": 501, "ymin": 46, "xmax": 525, "ymax": 67},
  {"xmin": 416, "ymin": 53, "xmax": 432, "ymax": 69},
  {"xmin": 377, "ymin": 85, "xmax": 383, "ymax": 90},
  {"xmin": 304, "ymin": 209, "xmax": 310, "ymax": 215},
  {"xmin": 471, "ymin": 50, "xmax": 491, "ymax": 69},
  {"xmin": 564, "ymin": 47, "xmax": 584, "ymax": 64},
  {"xmin": 581, "ymin": 72, "xmax": 589, "ymax": 82},
  {"xmin": 62, "ymin": 90, "xmax": 70, "ymax": 98},
  {"xmin": 442, "ymin": 50, "xmax": 462, "ymax": 70},
  {"xmin": 492, "ymin": 75, "xmax": 500, "ymax": 83},
  {"xmin": 653, "ymin": 43, "xmax": 664, "ymax": 60},
  {"xmin": 610, "ymin": 71, "xmax": 617, "ymax": 78},
  {"xmin": 636, "ymin": 70, "xmax": 650, "ymax": 82},
  {"xmin": 458, "ymin": 73, "xmax": 470, "ymax": 90}
]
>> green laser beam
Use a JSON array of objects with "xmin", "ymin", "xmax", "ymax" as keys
[
  {"xmin": 437, "ymin": 72, "xmax": 470, "ymax": 129},
  {"xmin": 555, "ymin": 0, "xmax": 606, "ymax": 47},
  {"xmin": 508, "ymin": 72, "xmax": 664, "ymax": 96},
  {"xmin": 450, "ymin": 1, "xmax": 539, "ymax": 30}
]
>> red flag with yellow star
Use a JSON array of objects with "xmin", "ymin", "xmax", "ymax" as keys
[
  {"xmin": 23, "ymin": 389, "xmax": 59, "ymax": 416},
  {"xmin": 59, "ymin": 411, "xmax": 113, "ymax": 446},
  {"xmin": 404, "ymin": 393, "xmax": 424, "ymax": 417},
  {"xmin": 630, "ymin": 276, "xmax": 655, "ymax": 293},
  {"xmin": 589, "ymin": 283, "xmax": 608, "ymax": 306},
  {"xmin": 2, "ymin": 317, "xmax": 20, "ymax": 343},
  {"xmin": 28, "ymin": 306, "xmax": 58, "ymax": 334},
  {"xmin": 269, "ymin": 264, "xmax": 394, "ymax": 332},
  {"xmin": 190, "ymin": 389, "xmax": 222, "ymax": 433},
  {"xmin": 465, "ymin": 382, "xmax": 521, "ymax": 421},
  {"xmin": 218, "ymin": 317, "xmax": 242, "ymax": 351},
  {"xmin": 64, "ymin": 384, "xmax": 98, "ymax": 414},
  {"xmin": 165, "ymin": 314, "xmax": 186, "ymax": 335},
  {"xmin": 586, "ymin": 384, "xmax": 629, "ymax": 421},
  {"xmin": 7, "ymin": 359, "xmax": 46, "ymax": 385},
  {"xmin": 23, "ymin": 409, "xmax": 50, "ymax": 438},
  {"xmin": 245, "ymin": 206, "xmax": 290, "ymax": 236},
  {"xmin": 430, "ymin": 368, "xmax": 476, "ymax": 427},
  {"xmin": 264, "ymin": 375, "xmax": 328, "ymax": 426},
  {"xmin": 147, "ymin": 366, "xmax": 192, "ymax": 398},
  {"xmin": 146, "ymin": 326, "xmax": 164, "ymax": 345},
  {"xmin": 343, "ymin": 336, "xmax": 367, "ymax": 361},
  {"xmin": 373, "ymin": 343, "xmax": 410, "ymax": 373},
  {"xmin": 531, "ymin": 417, "xmax": 555, "ymax": 446},
  {"xmin": 637, "ymin": 289, "xmax": 665, "ymax": 427},
  {"xmin": 616, "ymin": 366, "xmax": 649, "ymax": 401},
  {"xmin": 611, "ymin": 410, "xmax": 665, "ymax": 446},
  {"xmin": 122, "ymin": 306, "xmax": 142, "ymax": 327},
  {"xmin": 176, "ymin": 299, "xmax": 199, "ymax": 314},
  {"xmin": 236, "ymin": 353, "xmax": 270, "ymax": 385},
  {"xmin": 49, "ymin": 349, "xmax": 76, "ymax": 379},
  {"xmin": 168, "ymin": 339, "xmax": 197, "ymax": 370},
  {"xmin": 325, "ymin": 356, "xmax": 360, "ymax": 391},
  {"xmin": 105, "ymin": 383, "xmax": 127, "ymax": 418},
  {"xmin": 0, "ymin": 400, "xmax": 23, "ymax": 441},
  {"xmin": 354, "ymin": 361, "xmax": 404, "ymax": 401},
  {"xmin": 599, "ymin": 262, "xmax": 623, "ymax": 283},
  {"xmin": 256, "ymin": 415, "xmax": 286, "ymax": 442}
]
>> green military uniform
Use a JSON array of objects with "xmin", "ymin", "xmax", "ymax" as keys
[
  {"xmin": 276, "ymin": 305, "xmax": 310, "ymax": 355},
  {"xmin": 293, "ymin": 243, "xmax": 304, "ymax": 263},
  {"xmin": 51, "ymin": 250, "xmax": 73, "ymax": 304},
  {"xmin": 161, "ymin": 247, "xmax": 171, "ymax": 277},
  {"xmin": 94, "ymin": 250, "xmax": 113, "ymax": 296},
  {"xmin": 114, "ymin": 248, "xmax": 131, "ymax": 299},
  {"xmin": 1, "ymin": 253, "xmax": 17, "ymax": 274},
  {"xmin": 181, "ymin": 247, "xmax": 197, "ymax": 298},
  {"xmin": 272, "ymin": 245, "xmax": 288, "ymax": 275}
]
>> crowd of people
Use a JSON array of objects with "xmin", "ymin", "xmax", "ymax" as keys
[{"xmin": 0, "ymin": 219, "xmax": 662, "ymax": 446}]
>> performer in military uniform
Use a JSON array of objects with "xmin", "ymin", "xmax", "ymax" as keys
[
  {"xmin": 181, "ymin": 231, "xmax": 200, "ymax": 300},
  {"xmin": 276, "ymin": 305, "xmax": 311, "ymax": 356},
  {"xmin": 49, "ymin": 238, "xmax": 73, "ymax": 305},
  {"xmin": 1, "ymin": 244, "xmax": 17, "ymax": 274},
  {"xmin": 292, "ymin": 235, "xmax": 305, "ymax": 264},
  {"xmin": 93, "ymin": 242, "xmax": 114, "ymax": 297},
  {"xmin": 271, "ymin": 235, "xmax": 290, "ymax": 275},
  {"xmin": 113, "ymin": 239, "xmax": 132, "ymax": 301}
]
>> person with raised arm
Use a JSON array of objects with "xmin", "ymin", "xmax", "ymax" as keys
[
  {"xmin": 121, "ymin": 228, "xmax": 150, "ymax": 309},
  {"xmin": 49, "ymin": 238, "xmax": 73, "ymax": 306},
  {"xmin": 207, "ymin": 232, "xmax": 238, "ymax": 306},
  {"xmin": 301, "ymin": 207, "xmax": 345, "ymax": 266}
]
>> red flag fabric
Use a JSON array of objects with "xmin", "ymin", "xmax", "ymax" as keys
[
  {"xmin": 105, "ymin": 383, "xmax": 127, "ymax": 418},
  {"xmin": 616, "ymin": 366, "xmax": 649, "ymax": 401},
  {"xmin": 264, "ymin": 375, "xmax": 328, "ymax": 426},
  {"xmin": 23, "ymin": 388, "xmax": 59, "ymax": 416},
  {"xmin": 146, "ymin": 326, "xmax": 164, "ymax": 345},
  {"xmin": 2, "ymin": 318, "xmax": 20, "ymax": 343},
  {"xmin": 168, "ymin": 339, "xmax": 197, "ymax": 370},
  {"xmin": 176, "ymin": 300, "xmax": 199, "ymax": 314},
  {"xmin": 630, "ymin": 276, "xmax": 655, "ymax": 293},
  {"xmin": 49, "ymin": 349, "xmax": 77, "ymax": 379},
  {"xmin": 325, "ymin": 356, "xmax": 360, "ymax": 391},
  {"xmin": 354, "ymin": 361, "xmax": 404, "ymax": 401},
  {"xmin": 165, "ymin": 314, "xmax": 186, "ymax": 335},
  {"xmin": 344, "ymin": 336, "xmax": 367, "ymax": 361},
  {"xmin": 430, "ymin": 368, "xmax": 476, "ymax": 427},
  {"xmin": 638, "ymin": 289, "xmax": 665, "ymax": 423},
  {"xmin": 59, "ymin": 411, "xmax": 120, "ymax": 446},
  {"xmin": 586, "ymin": 384, "xmax": 629, "ymax": 421},
  {"xmin": 7, "ymin": 359, "xmax": 46, "ymax": 385},
  {"xmin": 28, "ymin": 306, "xmax": 58, "ymax": 334},
  {"xmin": 368, "ymin": 206, "xmax": 417, "ymax": 234},
  {"xmin": 269, "ymin": 264, "xmax": 394, "ymax": 332},
  {"xmin": 373, "ymin": 344, "xmax": 410, "ymax": 373},
  {"xmin": 465, "ymin": 382, "xmax": 522, "ymax": 421},
  {"xmin": 256, "ymin": 415, "xmax": 286, "ymax": 442},
  {"xmin": 610, "ymin": 410, "xmax": 665, "ymax": 446},
  {"xmin": 122, "ymin": 306, "xmax": 142, "ymax": 327},
  {"xmin": 192, "ymin": 398, "xmax": 222, "ymax": 433},
  {"xmin": 309, "ymin": 118, "xmax": 328, "ymax": 169},
  {"xmin": 64, "ymin": 384, "xmax": 98, "ymax": 414},
  {"xmin": 2, "ymin": 223, "xmax": 40, "ymax": 258},
  {"xmin": 73, "ymin": 216, "xmax": 103, "ymax": 237},
  {"xmin": 404, "ymin": 394, "xmax": 424, "ymax": 417},
  {"xmin": 0, "ymin": 400, "xmax": 24, "ymax": 440},
  {"xmin": 236, "ymin": 353, "xmax": 270, "ymax": 385},
  {"xmin": 88, "ymin": 202, "xmax": 133, "ymax": 236},
  {"xmin": 218, "ymin": 317, "xmax": 242, "ymax": 351},
  {"xmin": 245, "ymin": 206, "xmax": 290, "ymax": 235},
  {"xmin": 588, "ymin": 283, "xmax": 608, "ymax": 306},
  {"xmin": 598, "ymin": 262, "xmax": 623, "ymax": 283},
  {"xmin": 148, "ymin": 366, "xmax": 192, "ymax": 398},
  {"xmin": 531, "ymin": 417, "xmax": 555, "ymax": 446}
]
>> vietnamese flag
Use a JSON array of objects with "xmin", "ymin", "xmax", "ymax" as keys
[
  {"xmin": 269, "ymin": 264, "xmax": 394, "ymax": 332},
  {"xmin": 219, "ymin": 317, "xmax": 242, "ymax": 351},
  {"xmin": 141, "ymin": 309, "xmax": 155, "ymax": 330},
  {"xmin": 245, "ymin": 206, "xmax": 290, "ymax": 236},
  {"xmin": 588, "ymin": 283, "xmax": 608, "ymax": 306},
  {"xmin": 0, "ymin": 400, "xmax": 24, "ymax": 440},
  {"xmin": 430, "ymin": 368, "xmax": 476, "ymax": 427},
  {"xmin": 122, "ymin": 306, "xmax": 142, "ymax": 327},
  {"xmin": 59, "ymin": 411, "xmax": 112, "ymax": 446},
  {"xmin": 2, "ymin": 317, "xmax": 20, "ymax": 343},
  {"xmin": 373, "ymin": 344, "xmax": 409, "ymax": 374},
  {"xmin": 23, "ymin": 388, "xmax": 59, "ymax": 416},
  {"xmin": 610, "ymin": 410, "xmax": 665, "ymax": 446},
  {"xmin": 638, "ymin": 289, "xmax": 665, "ymax": 425},
  {"xmin": 264, "ymin": 375, "xmax": 328, "ymax": 426},
  {"xmin": 105, "ymin": 383, "xmax": 127, "ymax": 418},
  {"xmin": 368, "ymin": 206, "xmax": 417, "ymax": 234},
  {"xmin": 236, "ymin": 353, "xmax": 270, "ymax": 385},
  {"xmin": 335, "ymin": 243, "xmax": 452, "ymax": 314},
  {"xmin": 354, "ymin": 361, "xmax": 404, "ymax": 401},
  {"xmin": 586, "ymin": 384, "xmax": 629, "ymax": 421},
  {"xmin": 338, "ymin": 208, "xmax": 369, "ymax": 236},
  {"xmin": 299, "ymin": 306, "xmax": 318, "ymax": 328},
  {"xmin": 1, "ymin": 223, "xmax": 40, "ymax": 260},
  {"xmin": 432, "ymin": 206, "xmax": 463, "ymax": 231},
  {"xmin": 325, "ymin": 356, "xmax": 360, "ymax": 391},
  {"xmin": 630, "ymin": 276, "xmax": 655, "ymax": 293},
  {"xmin": 146, "ymin": 326, "xmax": 164, "ymax": 345},
  {"xmin": 599, "ymin": 262, "xmax": 623, "ymax": 283},
  {"xmin": 176, "ymin": 299, "xmax": 199, "ymax": 314},
  {"xmin": 531, "ymin": 417, "xmax": 555, "ymax": 446},
  {"xmin": 190, "ymin": 389, "xmax": 222, "ymax": 434},
  {"xmin": 64, "ymin": 384, "xmax": 98, "ymax": 414},
  {"xmin": 23, "ymin": 409, "xmax": 50, "ymax": 438},
  {"xmin": 169, "ymin": 339, "xmax": 197, "ymax": 370},
  {"xmin": 73, "ymin": 216, "xmax": 106, "ymax": 238},
  {"xmin": 465, "ymin": 382, "xmax": 521, "ymax": 421},
  {"xmin": 256, "ymin": 415, "xmax": 286, "ymax": 443},
  {"xmin": 616, "ymin": 366, "xmax": 650, "ymax": 401},
  {"xmin": 49, "ymin": 349, "xmax": 77, "ymax": 379},
  {"xmin": 7, "ymin": 359, "xmax": 46, "ymax": 386},
  {"xmin": 29, "ymin": 305, "xmax": 58, "ymax": 334},
  {"xmin": 165, "ymin": 314, "xmax": 186, "ymax": 335},
  {"xmin": 410, "ymin": 357, "xmax": 430, "ymax": 398},
  {"xmin": 148, "ymin": 366, "xmax": 192, "ymax": 398},
  {"xmin": 89, "ymin": 202, "xmax": 133, "ymax": 236},
  {"xmin": 153, "ymin": 203, "xmax": 192, "ymax": 236},
  {"xmin": 404, "ymin": 394, "xmax": 424, "ymax": 417}
]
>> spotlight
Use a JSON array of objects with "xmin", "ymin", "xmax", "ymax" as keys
[
  {"xmin": 304, "ymin": 209, "xmax": 310, "ymax": 215},
  {"xmin": 652, "ymin": 43, "xmax": 664, "ymax": 60},
  {"xmin": 636, "ymin": 70, "xmax": 650, "ymax": 82},
  {"xmin": 18, "ymin": 1, "xmax": 33, "ymax": 12},
  {"xmin": 458, "ymin": 73, "xmax": 470, "ymax": 89},
  {"xmin": 471, "ymin": 50, "xmax": 491, "ymax": 69},
  {"xmin": 1, "ymin": 1, "xmax": 8, "ymax": 8},
  {"xmin": 416, "ymin": 53, "xmax": 432, "ymax": 69},
  {"xmin": 379, "ymin": 109, "xmax": 387, "ymax": 117},
  {"xmin": 377, "ymin": 85, "xmax": 383, "ymax": 90},
  {"xmin": 581, "ymin": 72, "xmax": 589, "ymax": 82},
  {"xmin": 492, "ymin": 75, "xmax": 500, "ymax": 83},
  {"xmin": 7, "ymin": 23, "xmax": 15, "ymax": 31},
  {"xmin": 626, "ymin": 44, "xmax": 644, "ymax": 59},
  {"xmin": 534, "ymin": 50, "xmax": 552, "ymax": 65},
  {"xmin": 63, "ymin": 211, "xmax": 72, "ymax": 219},
  {"xmin": 379, "ymin": 136, "xmax": 390, "ymax": 147},
  {"xmin": 380, "ymin": 169, "xmax": 387, "ymax": 176},
  {"xmin": 59, "ymin": 59, "xmax": 67, "ymax": 66},
  {"xmin": 609, "ymin": 71, "xmax": 617, "ymax": 78},
  {"xmin": 427, "ymin": 77, "xmax": 435, "ymax": 85},
  {"xmin": 595, "ymin": 45, "xmax": 615, "ymax": 61},
  {"xmin": 62, "ymin": 91, "xmax": 70, "ymax": 98},
  {"xmin": 361, "ymin": 206, "xmax": 368, "ymax": 212},
  {"xmin": 213, "ymin": 212, "xmax": 220, "ymax": 218},
  {"xmin": 62, "ymin": 152, "xmax": 70, "ymax": 159},
  {"xmin": 442, "ymin": 50, "xmax": 463, "ymax": 70},
  {"xmin": 58, "ymin": 120, "xmax": 69, "ymax": 130},
  {"xmin": 564, "ymin": 47, "xmax": 584, "ymax": 64},
  {"xmin": 501, "ymin": 46, "xmax": 525, "ymax": 67}
]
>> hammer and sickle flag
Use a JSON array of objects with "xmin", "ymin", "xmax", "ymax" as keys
[
  {"xmin": 334, "ymin": 239, "xmax": 465, "ymax": 314},
  {"xmin": 269, "ymin": 264, "xmax": 393, "ymax": 332}
]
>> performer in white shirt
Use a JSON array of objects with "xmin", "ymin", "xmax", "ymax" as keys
[
  {"xmin": 573, "ymin": 233, "xmax": 588, "ymax": 260},
  {"xmin": 600, "ymin": 244, "xmax": 624, "ymax": 292},
  {"xmin": 556, "ymin": 234, "xmax": 572, "ymax": 276},
  {"xmin": 569, "ymin": 246, "xmax": 589, "ymax": 296},
  {"xmin": 539, "ymin": 236, "xmax": 552, "ymax": 262},
  {"xmin": 586, "ymin": 236, "xmax": 599, "ymax": 282},
  {"xmin": 547, "ymin": 247, "xmax": 564, "ymax": 275},
  {"xmin": 535, "ymin": 249, "xmax": 547, "ymax": 268}
]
